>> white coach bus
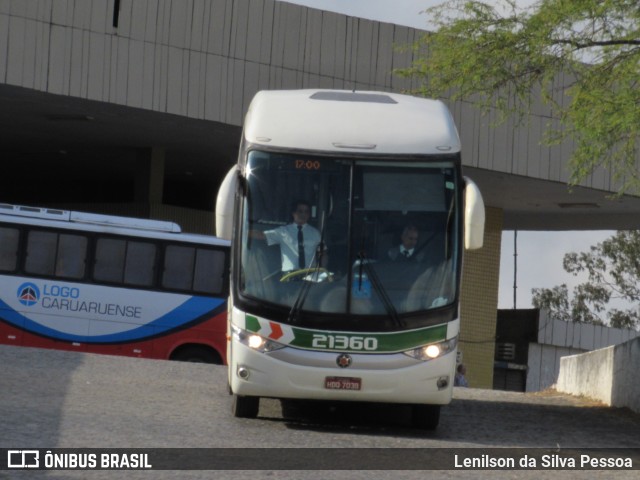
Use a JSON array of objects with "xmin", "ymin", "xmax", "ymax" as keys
[{"xmin": 216, "ymin": 90, "xmax": 485, "ymax": 429}]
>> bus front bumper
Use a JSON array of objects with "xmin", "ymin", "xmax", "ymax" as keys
[{"xmin": 229, "ymin": 341, "xmax": 456, "ymax": 405}]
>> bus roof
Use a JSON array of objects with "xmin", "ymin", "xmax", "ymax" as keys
[
  {"xmin": 243, "ymin": 90, "xmax": 461, "ymax": 155},
  {"xmin": 0, "ymin": 203, "xmax": 229, "ymax": 247}
]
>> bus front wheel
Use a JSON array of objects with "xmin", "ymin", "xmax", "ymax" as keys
[
  {"xmin": 412, "ymin": 404, "xmax": 440, "ymax": 430},
  {"xmin": 232, "ymin": 394, "xmax": 259, "ymax": 418}
]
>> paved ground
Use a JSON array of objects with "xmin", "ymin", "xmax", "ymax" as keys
[{"xmin": 1, "ymin": 344, "xmax": 638, "ymax": 479}]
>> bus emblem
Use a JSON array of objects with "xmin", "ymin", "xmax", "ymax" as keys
[
  {"xmin": 17, "ymin": 283, "xmax": 40, "ymax": 307},
  {"xmin": 336, "ymin": 354, "xmax": 352, "ymax": 368}
]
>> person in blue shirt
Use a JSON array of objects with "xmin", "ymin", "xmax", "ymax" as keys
[{"xmin": 454, "ymin": 363, "xmax": 468, "ymax": 387}]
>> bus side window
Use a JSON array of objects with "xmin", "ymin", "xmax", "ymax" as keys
[
  {"xmin": 94, "ymin": 238, "xmax": 126, "ymax": 283},
  {"xmin": 25, "ymin": 230, "xmax": 57, "ymax": 276},
  {"xmin": 123, "ymin": 241, "xmax": 156, "ymax": 287},
  {"xmin": 193, "ymin": 248, "xmax": 226, "ymax": 294},
  {"xmin": 55, "ymin": 234, "xmax": 88, "ymax": 279},
  {"xmin": 0, "ymin": 227, "xmax": 19, "ymax": 272},
  {"xmin": 162, "ymin": 245, "xmax": 195, "ymax": 291},
  {"xmin": 25, "ymin": 230, "xmax": 88, "ymax": 279},
  {"xmin": 94, "ymin": 238, "xmax": 156, "ymax": 286}
]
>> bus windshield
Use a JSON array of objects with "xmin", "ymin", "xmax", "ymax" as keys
[{"xmin": 240, "ymin": 150, "xmax": 461, "ymax": 322}]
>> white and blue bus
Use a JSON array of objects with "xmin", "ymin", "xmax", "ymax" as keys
[
  {"xmin": 0, "ymin": 204, "xmax": 230, "ymax": 363},
  {"xmin": 216, "ymin": 90, "xmax": 485, "ymax": 428}
]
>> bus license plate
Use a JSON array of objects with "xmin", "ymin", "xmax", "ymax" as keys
[{"xmin": 324, "ymin": 376, "xmax": 361, "ymax": 391}]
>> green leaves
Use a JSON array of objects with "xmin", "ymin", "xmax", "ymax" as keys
[
  {"xmin": 398, "ymin": 0, "xmax": 640, "ymax": 193},
  {"xmin": 532, "ymin": 231, "xmax": 640, "ymax": 328}
]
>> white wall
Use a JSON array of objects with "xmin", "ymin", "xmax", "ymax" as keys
[
  {"xmin": 526, "ymin": 343, "xmax": 582, "ymax": 392},
  {"xmin": 557, "ymin": 338, "xmax": 640, "ymax": 413},
  {"xmin": 526, "ymin": 310, "xmax": 639, "ymax": 392}
]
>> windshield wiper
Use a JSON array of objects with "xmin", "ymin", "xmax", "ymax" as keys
[
  {"xmin": 353, "ymin": 219, "xmax": 402, "ymax": 327},
  {"xmin": 357, "ymin": 251, "xmax": 404, "ymax": 328}
]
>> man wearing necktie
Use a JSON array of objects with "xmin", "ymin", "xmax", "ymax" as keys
[
  {"xmin": 297, "ymin": 224, "xmax": 305, "ymax": 269},
  {"xmin": 261, "ymin": 200, "xmax": 323, "ymax": 273},
  {"xmin": 387, "ymin": 225, "xmax": 424, "ymax": 262}
]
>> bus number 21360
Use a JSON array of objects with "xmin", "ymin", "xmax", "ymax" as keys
[{"xmin": 312, "ymin": 334, "xmax": 378, "ymax": 351}]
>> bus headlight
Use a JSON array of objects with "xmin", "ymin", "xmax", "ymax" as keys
[
  {"xmin": 231, "ymin": 325, "xmax": 285, "ymax": 353},
  {"xmin": 403, "ymin": 337, "xmax": 457, "ymax": 361}
]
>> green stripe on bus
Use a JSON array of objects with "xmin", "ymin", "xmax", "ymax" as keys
[
  {"xmin": 288, "ymin": 324, "xmax": 447, "ymax": 352},
  {"xmin": 243, "ymin": 314, "xmax": 448, "ymax": 353}
]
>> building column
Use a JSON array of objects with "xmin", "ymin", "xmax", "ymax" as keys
[
  {"xmin": 459, "ymin": 206, "xmax": 504, "ymax": 388},
  {"xmin": 135, "ymin": 147, "xmax": 165, "ymax": 205}
]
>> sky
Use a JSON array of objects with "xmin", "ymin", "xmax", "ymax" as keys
[
  {"xmin": 279, "ymin": 0, "xmax": 619, "ymax": 310},
  {"xmin": 280, "ymin": 0, "xmax": 538, "ymax": 30},
  {"xmin": 281, "ymin": 0, "xmax": 439, "ymax": 30}
]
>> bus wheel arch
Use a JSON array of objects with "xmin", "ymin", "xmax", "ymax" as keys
[{"xmin": 170, "ymin": 344, "xmax": 222, "ymax": 364}]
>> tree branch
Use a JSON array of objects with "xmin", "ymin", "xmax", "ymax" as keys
[{"xmin": 550, "ymin": 38, "xmax": 640, "ymax": 49}]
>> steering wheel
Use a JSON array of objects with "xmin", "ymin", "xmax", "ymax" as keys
[{"xmin": 280, "ymin": 268, "xmax": 332, "ymax": 283}]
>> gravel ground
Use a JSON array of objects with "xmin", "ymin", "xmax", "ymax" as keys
[{"xmin": 1, "ymin": 344, "xmax": 638, "ymax": 480}]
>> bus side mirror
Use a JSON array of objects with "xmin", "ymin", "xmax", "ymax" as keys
[
  {"xmin": 216, "ymin": 167, "xmax": 238, "ymax": 241},
  {"xmin": 463, "ymin": 177, "xmax": 485, "ymax": 250}
]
